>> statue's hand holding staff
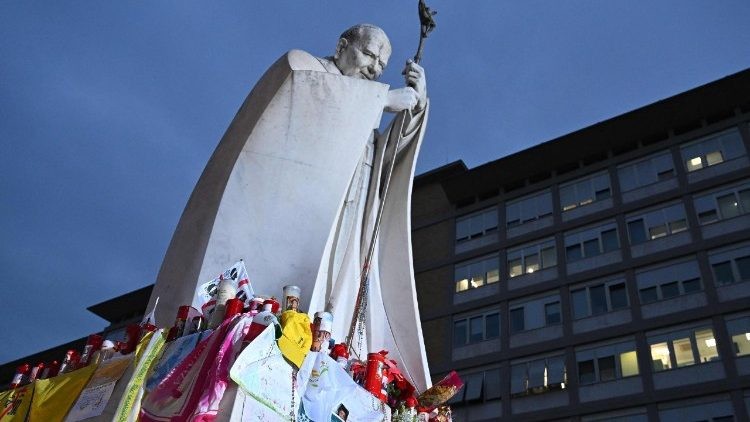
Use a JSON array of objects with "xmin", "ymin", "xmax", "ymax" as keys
[{"xmin": 384, "ymin": 59, "xmax": 427, "ymax": 113}]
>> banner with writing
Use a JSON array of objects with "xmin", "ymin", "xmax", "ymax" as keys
[
  {"xmin": 0, "ymin": 384, "xmax": 33, "ymax": 422},
  {"xmin": 112, "ymin": 329, "xmax": 166, "ymax": 422},
  {"xmin": 65, "ymin": 354, "xmax": 134, "ymax": 421}
]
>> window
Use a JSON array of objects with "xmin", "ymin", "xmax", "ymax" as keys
[
  {"xmin": 709, "ymin": 243, "xmax": 750, "ymax": 286},
  {"xmin": 507, "ymin": 239, "xmax": 557, "ymax": 277},
  {"xmin": 571, "ymin": 279, "xmax": 629, "ymax": 319},
  {"xmin": 618, "ymin": 151, "xmax": 675, "ymax": 192},
  {"xmin": 454, "ymin": 255, "xmax": 500, "ymax": 292},
  {"xmin": 545, "ymin": 302, "xmax": 561, "ymax": 325},
  {"xmin": 635, "ymin": 259, "xmax": 703, "ymax": 303},
  {"xmin": 453, "ymin": 312, "xmax": 500, "ymax": 347},
  {"xmin": 626, "ymin": 203, "xmax": 688, "ymax": 244},
  {"xmin": 511, "ymin": 354, "xmax": 566, "ymax": 396},
  {"xmin": 560, "ymin": 172, "xmax": 611, "ymax": 211},
  {"xmin": 510, "ymin": 294, "xmax": 562, "ymax": 333},
  {"xmin": 694, "ymin": 182, "xmax": 750, "ymax": 225},
  {"xmin": 648, "ymin": 325, "xmax": 719, "ymax": 371},
  {"xmin": 576, "ymin": 340, "xmax": 639, "ymax": 385},
  {"xmin": 680, "ymin": 128, "xmax": 745, "ymax": 172},
  {"xmin": 726, "ymin": 315, "xmax": 750, "ymax": 357},
  {"xmin": 565, "ymin": 223, "xmax": 620, "ymax": 262},
  {"xmin": 449, "ymin": 368, "xmax": 502, "ymax": 407},
  {"xmin": 456, "ymin": 208, "xmax": 498, "ymax": 244},
  {"xmin": 506, "ymin": 190, "xmax": 552, "ymax": 228}
]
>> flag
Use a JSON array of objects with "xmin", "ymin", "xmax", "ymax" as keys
[
  {"xmin": 30, "ymin": 364, "xmax": 97, "ymax": 422},
  {"xmin": 0, "ymin": 384, "xmax": 33, "ymax": 422},
  {"xmin": 193, "ymin": 260, "xmax": 255, "ymax": 313}
]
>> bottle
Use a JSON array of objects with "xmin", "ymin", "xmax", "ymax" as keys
[
  {"xmin": 79, "ymin": 334, "xmax": 104, "ymax": 366},
  {"xmin": 9, "ymin": 364, "xmax": 31, "ymax": 388},
  {"xmin": 207, "ymin": 278, "xmax": 237, "ymax": 329},
  {"xmin": 311, "ymin": 311, "xmax": 333, "ymax": 352},
  {"xmin": 58, "ymin": 350, "xmax": 80, "ymax": 374},
  {"xmin": 167, "ymin": 306, "xmax": 190, "ymax": 341},
  {"xmin": 330, "ymin": 343, "xmax": 350, "ymax": 368},
  {"xmin": 245, "ymin": 301, "xmax": 279, "ymax": 344},
  {"xmin": 282, "ymin": 285, "xmax": 301, "ymax": 312},
  {"xmin": 28, "ymin": 362, "xmax": 45, "ymax": 382},
  {"xmin": 223, "ymin": 298, "xmax": 244, "ymax": 321},
  {"xmin": 42, "ymin": 360, "xmax": 60, "ymax": 378}
]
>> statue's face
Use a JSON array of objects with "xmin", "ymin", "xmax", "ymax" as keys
[{"xmin": 335, "ymin": 29, "xmax": 391, "ymax": 81}]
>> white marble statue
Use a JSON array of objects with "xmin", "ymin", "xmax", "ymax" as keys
[{"xmin": 147, "ymin": 24, "xmax": 432, "ymax": 393}]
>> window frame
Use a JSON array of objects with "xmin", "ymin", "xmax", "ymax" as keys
[
  {"xmin": 455, "ymin": 207, "xmax": 499, "ymax": 244},
  {"xmin": 617, "ymin": 150, "xmax": 676, "ymax": 193},
  {"xmin": 454, "ymin": 254, "xmax": 500, "ymax": 293},
  {"xmin": 453, "ymin": 310, "xmax": 501, "ymax": 347},
  {"xmin": 647, "ymin": 325, "xmax": 720, "ymax": 372},
  {"xmin": 636, "ymin": 258, "xmax": 703, "ymax": 304},
  {"xmin": 693, "ymin": 181, "xmax": 750, "ymax": 225},
  {"xmin": 576, "ymin": 340, "xmax": 640, "ymax": 385},
  {"xmin": 507, "ymin": 238, "xmax": 557, "ymax": 278},
  {"xmin": 510, "ymin": 354, "xmax": 567, "ymax": 396},
  {"xmin": 680, "ymin": 127, "xmax": 746, "ymax": 173},
  {"xmin": 559, "ymin": 171, "xmax": 612, "ymax": 212},
  {"xmin": 510, "ymin": 294, "xmax": 563, "ymax": 333},
  {"xmin": 564, "ymin": 222, "xmax": 620, "ymax": 263},
  {"xmin": 505, "ymin": 189, "xmax": 553, "ymax": 228},
  {"xmin": 709, "ymin": 243, "xmax": 750, "ymax": 286},
  {"xmin": 626, "ymin": 203, "xmax": 689, "ymax": 245},
  {"xmin": 570, "ymin": 278, "xmax": 629, "ymax": 320}
]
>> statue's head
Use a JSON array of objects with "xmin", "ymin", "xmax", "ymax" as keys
[{"xmin": 334, "ymin": 24, "xmax": 391, "ymax": 81}]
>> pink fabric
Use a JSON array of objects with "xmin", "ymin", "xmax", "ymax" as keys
[{"xmin": 140, "ymin": 315, "xmax": 252, "ymax": 422}]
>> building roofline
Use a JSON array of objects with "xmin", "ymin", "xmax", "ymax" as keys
[
  {"xmin": 87, "ymin": 284, "xmax": 154, "ymax": 323},
  {"xmin": 440, "ymin": 67, "xmax": 750, "ymax": 203}
]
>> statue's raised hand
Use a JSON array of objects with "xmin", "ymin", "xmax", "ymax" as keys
[
  {"xmin": 384, "ymin": 60, "xmax": 427, "ymax": 113},
  {"xmin": 403, "ymin": 59, "xmax": 427, "ymax": 110}
]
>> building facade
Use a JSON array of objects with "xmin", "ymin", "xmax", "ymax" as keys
[{"xmin": 411, "ymin": 69, "xmax": 750, "ymax": 421}]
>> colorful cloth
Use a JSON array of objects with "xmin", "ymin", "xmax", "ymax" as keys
[
  {"xmin": 145, "ymin": 332, "xmax": 201, "ymax": 392},
  {"xmin": 65, "ymin": 354, "xmax": 134, "ymax": 421},
  {"xmin": 141, "ymin": 315, "xmax": 251, "ymax": 422},
  {"xmin": 297, "ymin": 352, "xmax": 387, "ymax": 421},
  {"xmin": 230, "ymin": 323, "xmax": 306, "ymax": 420},
  {"xmin": 113, "ymin": 329, "xmax": 167, "ymax": 422},
  {"xmin": 29, "ymin": 364, "xmax": 97, "ymax": 422},
  {"xmin": 0, "ymin": 384, "xmax": 34, "ymax": 421}
]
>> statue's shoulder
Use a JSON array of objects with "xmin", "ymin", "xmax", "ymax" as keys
[{"xmin": 283, "ymin": 49, "xmax": 327, "ymax": 72}]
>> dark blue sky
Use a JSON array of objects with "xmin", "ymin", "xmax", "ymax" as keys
[{"xmin": 1, "ymin": 1, "xmax": 749, "ymax": 364}]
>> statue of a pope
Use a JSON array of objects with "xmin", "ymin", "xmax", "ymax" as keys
[{"xmin": 148, "ymin": 24, "xmax": 432, "ymax": 391}]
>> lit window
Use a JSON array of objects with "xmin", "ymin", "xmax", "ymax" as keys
[
  {"xmin": 507, "ymin": 239, "xmax": 556, "ymax": 278},
  {"xmin": 686, "ymin": 156, "xmax": 704, "ymax": 172},
  {"xmin": 647, "ymin": 326, "xmax": 718, "ymax": 372},
  {"xmin": 455, "ymin": 255, "xmax": 499, "ymax": 292},
  {"xmin": 680, "ymin": 128, "xmax": 745, "ymax": 173},
  {"xmin": 726, "ymin": 316, "xmax": 750, "ymax": 357},
  {"xmin": 650, "ymin": 342, "xmax": 671, "ymax": 371},
  {"xmin": 576, "ymin": 340, "xmax": 639, "ymax": 385},
  {"xmin": 511, "ymin": 355, "xmax": 566, "ymax": 396}
]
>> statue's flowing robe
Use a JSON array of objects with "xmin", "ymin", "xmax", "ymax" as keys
[{"xmin": 146, "ymin": 49, "xmax": 431, "ymax": 392}]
